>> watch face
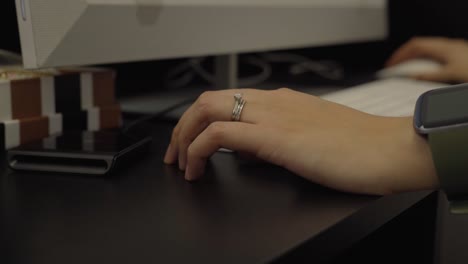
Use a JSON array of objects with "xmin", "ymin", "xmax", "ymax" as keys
[{"xmin": 415, "ymin": 84, "xmax": 468, "ymax": 132}]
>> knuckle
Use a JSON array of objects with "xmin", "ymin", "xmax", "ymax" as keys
[
  {"xmin": 198, "ymin": 91, "xmax": 215, "ymax": 105},
  {"xmin": 408, "ymin": 37, "xmax": 426, "ymax": 48},
  {"xmin": 171, "ymin": 126, "xmax": 180, "ymax": 142},
  {"xmin": 409, "ymin": 37, "xmax": 422, "ymax": 44},
  {"xmin": 177, "ymin": 133, "xmax": 192, "ymax": 148},
  {"xmin": 187, "ymin": 144, "xmax": 198, "ymax": 159},
  {"xmin": 276, "ymin": 87, "xmax": 291, "ymax": 93},
  {"xmin": 273, "ymin": 87, "xmax": 292, "ymax": 97},
  {"xmin": 174, "ymin": 128, "xmax": 191, "ymax": 148},
  {"xmin": 205, "ymin": 122, "xmax": 226, "ymax": 141},
  {"xmin": 196, "ymin": 92, "xmax": 216, "ymax": 118}
]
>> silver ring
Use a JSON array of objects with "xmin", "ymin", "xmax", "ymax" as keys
[{"xmin": 231, "ymin": 93, "xmax": 246, "ymax": 121}]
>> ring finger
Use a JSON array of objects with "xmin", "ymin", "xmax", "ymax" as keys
[{"xmin": 167, "ymin": 89, "xmax": 261, "ymax": 169}]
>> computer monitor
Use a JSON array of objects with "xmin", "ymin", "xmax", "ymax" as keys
[{"xmin": 15, "ymin": 0, "xmax": 388, "ymax": 69}]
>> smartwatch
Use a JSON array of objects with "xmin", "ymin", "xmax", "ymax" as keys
[{"xmin": 414, "ymin": 83, "xmax": 468, "ymax": 213}]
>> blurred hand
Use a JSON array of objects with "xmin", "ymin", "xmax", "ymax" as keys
[
  {"xmin": 386, "ymin": 37, "xmax": 468, "ymax": 83},
  {"xmin": 164, "ymin": 88, "xmax": 438, "ymax": 195}
]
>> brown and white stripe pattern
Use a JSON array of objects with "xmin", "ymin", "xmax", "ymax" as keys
[
  {"xmin": 0, "ymin": 105, "xmax": 121, "ymax": 150},
  {"xmin": 0, "ymin": 69, "xmax": 116, "ymax": 121}
]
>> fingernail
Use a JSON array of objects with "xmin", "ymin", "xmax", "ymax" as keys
[
  {"xmin": 185, "ymin": 162, "xmax": 205, "ymax": 181},
  {"xmin": 185, "ymin": 164, "xmax": 192, "ymax": 181},
  {"xmin": 179, "ymin": 155, "xmax": 186, "ymax": 171},
  {"xmin": 163, "ymin": 144, "xmax": 172, "ymax": 164},
  {"xmin": 179, "ymin": 161, "xmax": 186, "ymax": 171}
]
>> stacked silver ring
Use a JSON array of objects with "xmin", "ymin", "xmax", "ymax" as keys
[{"xmin": 231, "ymin": 93, "xmax": 246, "ymax": 121}]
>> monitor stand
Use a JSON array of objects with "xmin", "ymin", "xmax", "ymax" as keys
[
  {"xmin": 214, "ymin": 54, "xmax": 238, "ymax": 90},
  {"xmin": 119, "ymin": 54, "xmax": 238, "ymax": 120}
]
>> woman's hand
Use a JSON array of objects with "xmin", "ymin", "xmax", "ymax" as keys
[
  {"xmin": 164, "ymin": 88, "xmax": 438, "ymax": 195},
  {"xmin": 386, "ymin": 37, "xmax": 468, "ymax": 83}
]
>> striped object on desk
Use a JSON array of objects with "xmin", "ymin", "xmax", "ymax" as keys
[
  {"xmin": 0, "ymin": 68, "xmax": 116, "ymax": 120},
  {"xmin": 0, "ymin": 105, "xmax": 122, "ymax": 150}
]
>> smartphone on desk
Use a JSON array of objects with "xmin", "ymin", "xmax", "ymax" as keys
[{"xmin": 7, "ymin": 131, "xmax": 152, "ymax": 175}]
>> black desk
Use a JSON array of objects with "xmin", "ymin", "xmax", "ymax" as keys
[{"xmin": 1, "ymin": 123, "xmax": 434, "ymax": 264}]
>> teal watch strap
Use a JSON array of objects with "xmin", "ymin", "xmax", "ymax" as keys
[{"xmin": 429, "ymin": 126, "xmax": 468, "ymax": 213}]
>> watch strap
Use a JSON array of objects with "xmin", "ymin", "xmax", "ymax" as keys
[{"xmin": 429, "ymin": 126, "xmax": 468, "ymax": 213}]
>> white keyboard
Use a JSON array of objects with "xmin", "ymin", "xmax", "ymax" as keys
[{"xmin": 320, "ymin": 78, "xmax": 446, "ymax": 117}]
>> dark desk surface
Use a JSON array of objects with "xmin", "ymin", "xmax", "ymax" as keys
[{"xmin": 1, "ymin": 123, "xmax": 432, "ymax": 264}]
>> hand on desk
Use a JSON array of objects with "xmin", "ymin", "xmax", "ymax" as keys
[
  {"xmin": 386, "ymin": 37, "xmax": 468, "ymax": 83},
  {"xmin": 164, "ymin": 88, "xmax": 438, "ymax": 196}
]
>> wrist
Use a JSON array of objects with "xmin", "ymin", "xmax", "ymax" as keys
[{"xmin": 379, "ymin": 116, "xmax": 439, "ymax": 194}]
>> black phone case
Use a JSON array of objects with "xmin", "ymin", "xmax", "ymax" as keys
[{"xmin": 6, "ymin": 131, "xmax": 152, "ymax": 175}]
